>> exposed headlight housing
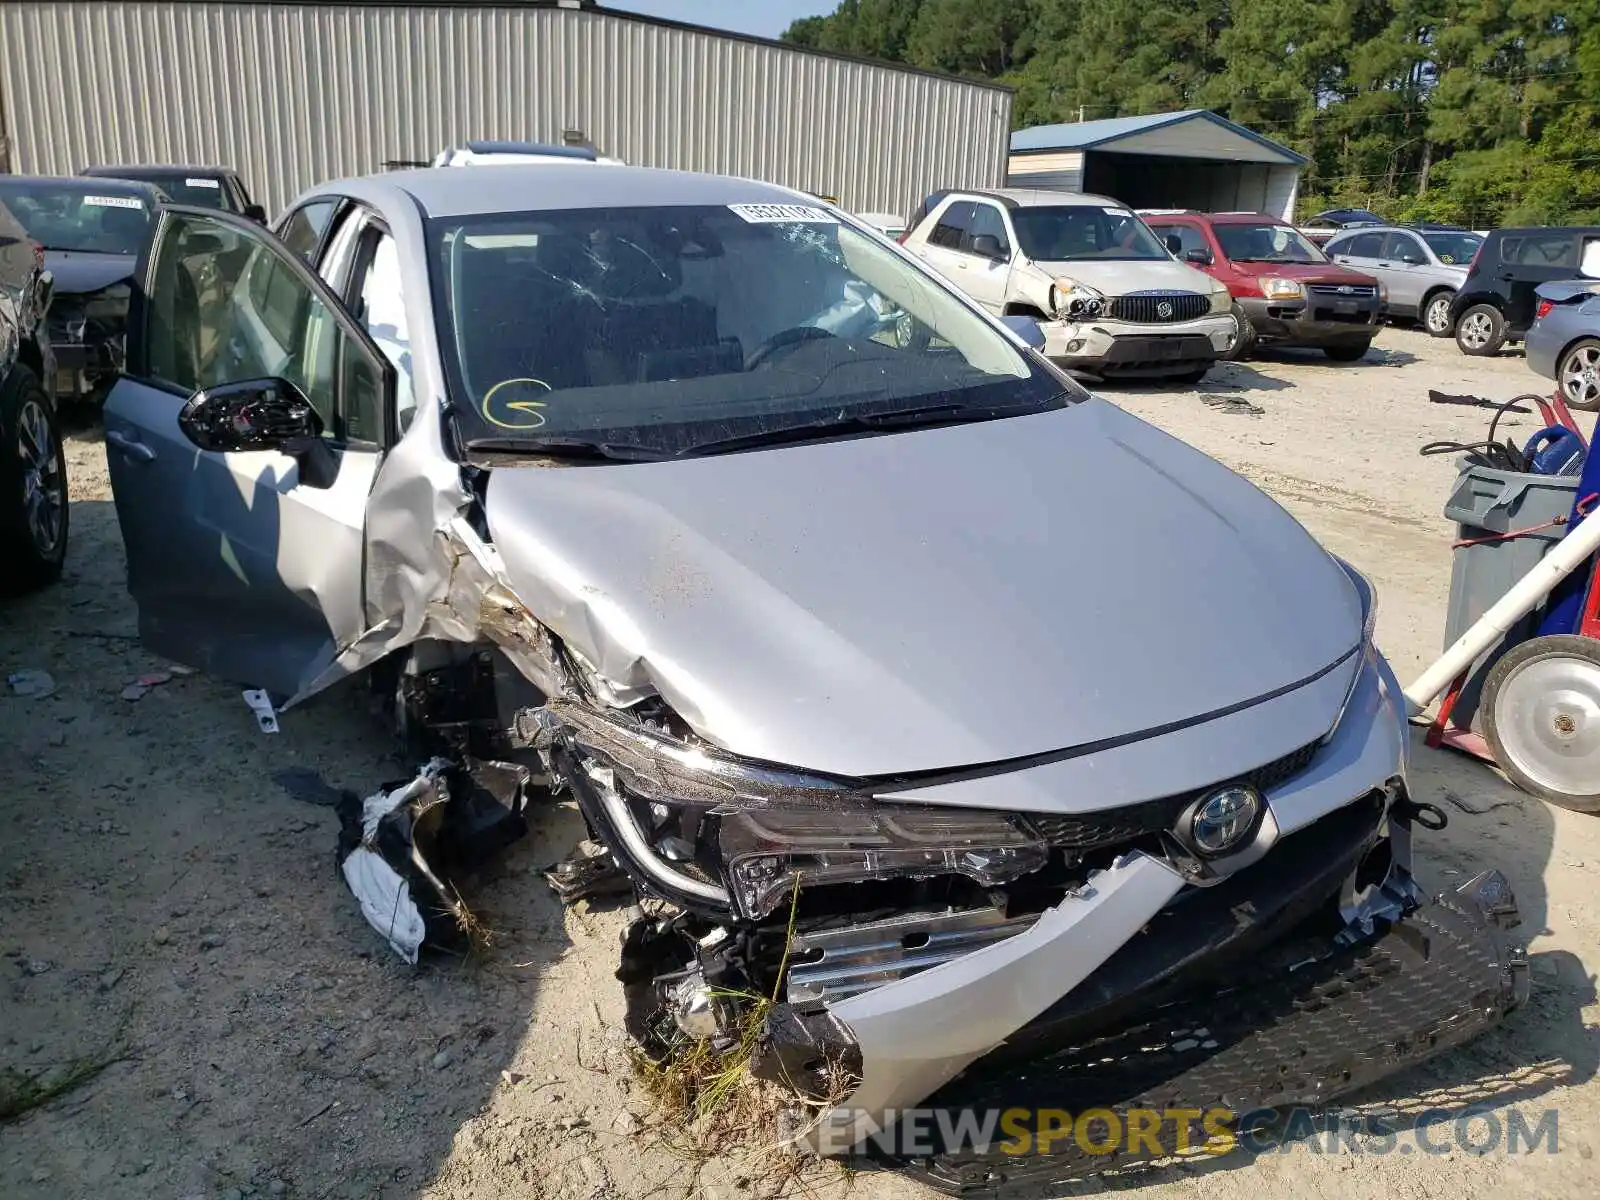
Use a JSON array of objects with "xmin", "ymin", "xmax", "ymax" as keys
[
  {"xmin": 720, "ymin": 805, "xmax": 1048, "ymax": 921},
  {"xmin": 1208, "ymin": 284, "xmax": 1232, "ymax": 314},
  {"xmin": 1051, "ymin": 277, "xmax": 1104, "ymax": 320},
  {"xmin": 1260, "ymin": 277, "xmax": 1305, "ymax": 300}
]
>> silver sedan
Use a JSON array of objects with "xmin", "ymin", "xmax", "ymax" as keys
[
  {"xmin": 1526, "ymin": 280, "xmax": 1600, "ymax": 410},
  {"xmin": 97, "ymin": 164, "xmax": 1521, "ymax": 1173}
]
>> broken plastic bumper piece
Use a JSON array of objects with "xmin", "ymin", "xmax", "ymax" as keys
[{"xmin": 780, "ymin": 867, "xmax": 1526, "ymax": 1190}]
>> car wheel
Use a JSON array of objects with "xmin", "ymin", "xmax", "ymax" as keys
[
  {"xmin": 1482, "ymin": 635, "xmax": 1600, "ymax": 813},
  {"xmin": 1323, "ymin": 340, "xmax": 1371, "ymax": 362},
  {"xmin": 1222, "ymin": 303, "xmax": 1255, "ymax": 361},
  {"xmin": 0, "ymin": 365, "xmax": 69, "ymax": 596},
  {"xmin": 1556, "ymin": 338, "xmax": 1600, "ymax": 412},
  {"xmin": 1423, "ymin": 290, "xmax": 1456, "ymax": 337},
  {"xmin": 1455, "ymin": 303, "xmax": 1507, "ymax": 355}
]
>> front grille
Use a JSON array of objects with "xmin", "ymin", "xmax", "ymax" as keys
[
  {"xmin": 1103, "ymin": 292, "xmax": 1209, "ymax": 323},
  {"xmin": 1307, "ymin": 283, "xmax": 1378, "ymax": 298},
  {"xmin": 1027, "ymin": 739, "xmax": 1321, "ymax": 851}
]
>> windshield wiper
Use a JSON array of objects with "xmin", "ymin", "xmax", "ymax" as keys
[
  {"xmin": 464, "ymin": 436, "xmax": 671, "ymax": 462},
  {"xmin": 680, "ymin": 399, "xmax": 1065, "ymax": 458}
]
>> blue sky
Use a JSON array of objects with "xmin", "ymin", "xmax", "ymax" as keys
[{"xmin": 611, "ymin": 1, "xmax": 837, "ymax": 39}]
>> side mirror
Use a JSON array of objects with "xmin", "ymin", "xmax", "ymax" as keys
[
  {"xmin": 244, "ymin": 203, "xmax": 269, "ymax": 224},
  {"xmin": 970, "ymin": 233, "xmax": 1008, "ymax": 261},
  {"xmin": 179, "ymin": 378, "xmax": 321, "ymax": 453},
  {"xmin": 1001, "ymin": 314, "xmax": 1047, "ymax": 349},
  {"xmin": 180, "ymin": 378, "xmax": 342, "ymax": 487},
  {"xmin": 1184, "ymin": 247, "xmax": 1213, "ymax": 265}
]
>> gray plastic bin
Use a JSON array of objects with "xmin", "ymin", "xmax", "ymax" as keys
[{"xmin": 1440, "ymin": 460, "xmax": 1579, "ymax": 729}]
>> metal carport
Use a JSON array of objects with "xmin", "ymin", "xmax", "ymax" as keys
[{"xmin": 1006, "ymin": 110, "xmax": 1306, "ymax": 221}]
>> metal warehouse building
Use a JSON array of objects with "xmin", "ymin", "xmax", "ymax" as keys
[
  {"xmin": 1007, "ymin": 110, "xmax": 1306, "ymax": 221},
  {"xmin": 0, "ymin": 0, "xmax": 1013, "ymax": 214}
]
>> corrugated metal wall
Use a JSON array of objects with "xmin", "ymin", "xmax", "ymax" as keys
[{"xmin": 0, "ymin": 1, "xmax": 1012, "ymax": 215}]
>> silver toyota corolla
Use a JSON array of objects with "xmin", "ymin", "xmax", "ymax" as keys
[{"xmin": 101, "ymin": 165, "xmax": 1523, "ymax": 1185}]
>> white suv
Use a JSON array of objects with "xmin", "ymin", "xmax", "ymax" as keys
[{"xmin": 903, "ymin": 188, "xmax": 1234, "ymax": 381}]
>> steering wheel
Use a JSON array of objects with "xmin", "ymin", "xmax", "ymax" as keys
[{"xmin": 744, "ymin": 325, "xmax": 836, "ymax": 370}]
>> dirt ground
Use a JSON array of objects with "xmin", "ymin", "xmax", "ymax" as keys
[{"xmin": 3, "ymin": 327, "xmax": 1598, "ymax": 1200}]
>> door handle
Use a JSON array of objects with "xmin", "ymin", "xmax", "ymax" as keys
[{"xmin": 105, "ymin": 429, "xmax": 156, "ymax": 463}]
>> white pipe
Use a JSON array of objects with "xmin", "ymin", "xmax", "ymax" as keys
[{"xmin": 1404, "ymin": 509, "xmax": 1600, "ymax": 713}]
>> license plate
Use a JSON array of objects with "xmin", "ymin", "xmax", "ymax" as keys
[{"xmin": 1335, "ymin": 300, "xmax": 1359, "ymax": 314}]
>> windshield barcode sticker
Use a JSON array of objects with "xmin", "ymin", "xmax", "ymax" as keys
[
  {"xmin": 185, "ymin": 177, "xmax": 221, "ymax": 188},
  {"xmin": 84, "ymin": 195, "xmax": 145, "ymax": 210},
  {"xmin": 728, "ymin": 203, "xmax": 836, "ymax": 224}
]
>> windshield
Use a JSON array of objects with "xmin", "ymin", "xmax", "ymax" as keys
[
  {"xmin": 1422, "ymin": 232, "xmax": 1481, "ymax": 266},
  {"xmin": 0, "ymin": 181, "xmax": 153, "ymax": 255},
  {"xmin": 429, "ymin": 204, "xmax": 1074, "ymax": 457},
  {"xmin": 91, "ymin": 170, "xmax": 233, "ymax": 211},
  {"xmin": 1009, "ymin": 206, "xmax": 1170, "ymax": 262},
  {"xmin": 1215, "ymin": 222, "xmax": 1326, "ymax": 264}
]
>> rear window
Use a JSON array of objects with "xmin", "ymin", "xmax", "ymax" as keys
[
  {"xmin": 1422, "ymin": 232, "xmax": 1481, "ymax": 265},
  {"xmin": 93, "ymin": 170, "xmax": 235, "ymax": 211}
]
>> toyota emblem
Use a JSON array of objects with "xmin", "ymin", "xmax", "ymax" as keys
[
  {"xmin": 1189, "ymin": 786, "xmax": 1263, "ymax": 856},
  {"xmin": 1156, "ymin": 301, "xmax": 1174, "ymax": 319}
]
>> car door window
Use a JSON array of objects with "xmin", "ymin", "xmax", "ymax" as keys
[
  {"xmin": 929, "ymin": 201, "xmax": 974, "ymax": 250},
  {"xmin": 1503, "ymin": 233, "xmax": 1577, "ymax": 268},
  {"xmin": 142, "ymin": 210, "xmax": 383, "ymax": 446},
  {"xmin": 1381, "ymin": 232, "xmax": 1424, "ymax": 263},
  {"xmin": 278, "ymin": 200, "xmax": 339, "ymax": 265},
  {"xmin": 349, "ymin": 226, "xmax": 415, "ymax": 435},
  {"xmin": 1336, "ymin": 232, "xmax": 1384, "ymax": 258},
  {"xmin": 1152, "ymin": 223, "xmax": 1208, "ymax": 259},
  {"xmin": 963, "ymin": 203, "xmax": 1010, "ymax": 258},
  {"xmin": 1581, "ymin": 238, "xmax": 1600, "ymax": 278}
]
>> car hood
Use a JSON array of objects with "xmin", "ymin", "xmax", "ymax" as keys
[
  {"xmin": 1030, "ymin": 258, "xmax": 1219, "ymax": 298},
  {"xmin": 484, "ymin": 400, "xmax": 1361, "ymax": 778},
  {"xmin": 1230, "ymin": 261, "xmax": 1379, "ymax": 286},
  {"xmin": 42, "ymin": 251, "xmax": 136, "ymax": 296}
]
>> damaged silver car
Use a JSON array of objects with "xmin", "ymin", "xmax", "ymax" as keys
[{"xmin": 102, "ymin": 165, "xmax": 1526, "ymax": 1188}]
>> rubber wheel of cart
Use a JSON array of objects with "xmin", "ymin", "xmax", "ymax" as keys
[
  {"xmin": 1424, "ymin": 289, "xmax": 1457, "ymax": 337},
  {"xmin": 0, "ymin": 365, "xmax": 68, "ymax": 596},
  {"xmin": 1456, "ymin": 303, "xmax": 1507, "ymax": 356},
  {"xmin": 1324, "ymin": 339, "xmax": 1372, "ymax": 362},
  {"xmin": 1556, "ymin": 338, "xmax": 1600, "ymax": 411},
  {"xmin": 1481, "ymin": 634, "xmax": 1600, "ymax": 813},
  {"xmin": 1223, "ymin": 303, "xmax": 1255, "ymax": 361}
]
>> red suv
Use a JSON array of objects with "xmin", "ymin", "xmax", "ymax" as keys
[{"xmin": 1140, "ymin": 211, "xmax": 1384, "ymax": 361}]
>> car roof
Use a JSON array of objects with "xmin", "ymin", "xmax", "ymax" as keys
[
  {"xmin": 943, "ymin": 187, "xmax": 1122, "ymax": 209},
  {"xmin": 344, "ymin": 163, "xmax": 822, "ymax": 219},
  {"xmin": 1138, "ymin": 210, "xmax": 1286, "ymax": 224},
  {"xmin": 82, "ymin": 164, "xmax": 236, "ymax": 175}
]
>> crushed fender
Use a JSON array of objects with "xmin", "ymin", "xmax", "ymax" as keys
[{"xmin": 336, "ymin": 757, "xmax": 532, "ymax": 963}]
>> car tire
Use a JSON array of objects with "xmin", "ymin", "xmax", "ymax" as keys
[
  {"xmin": 1455, "ymin": 303, "xmax": 1507, "ymax": 355},
  {"xmin": 1423, "ymin": 290, "xmax": 1456, "ymax": 337},
  {"xmin": 1222, "ymin": 303, "xmax": 1255, "ymax": 361},
  {"xmin": 1556, "ymin": 338, "xmax": 1600, "ymax": 411},
  {"xmin": 1323, "ymin": 340, "xmax": 1371, "ymax": 362},
  {"xmin": 0, "ymin": 364, "xmax": 69, "ymax": 596},
  {"xmin": 1481, "ymin": 635, "xmax": 1600, "ymax": 813}
]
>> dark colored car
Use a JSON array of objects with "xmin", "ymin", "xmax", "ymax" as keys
[
  {"xmin": 0, "ymin": 195, "xmax": 66, "ymax": 592},
  {"xmin": 1449, "ymin": 226, "xmax": 1600, "ymax": 355},
  {"xmin": 0, "ymin": 176, "xmax": 164, "ymax": 404},
  {"xmin": 80, "ymin": 163, "xmax": 266, "ymax": 223},
  {"xmin": 1142, "ymin": 210, "xmax": 1382, "ymax": 361}
]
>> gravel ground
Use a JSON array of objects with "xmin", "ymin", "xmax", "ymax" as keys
[{"xmin": 2, "ymin": 327, "xmax": 1597, "ymax": 1200}]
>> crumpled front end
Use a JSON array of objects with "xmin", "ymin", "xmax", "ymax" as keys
[{"xmin": 510, "ymin": 640, "xmax": 1526, "ymax": 1177}]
